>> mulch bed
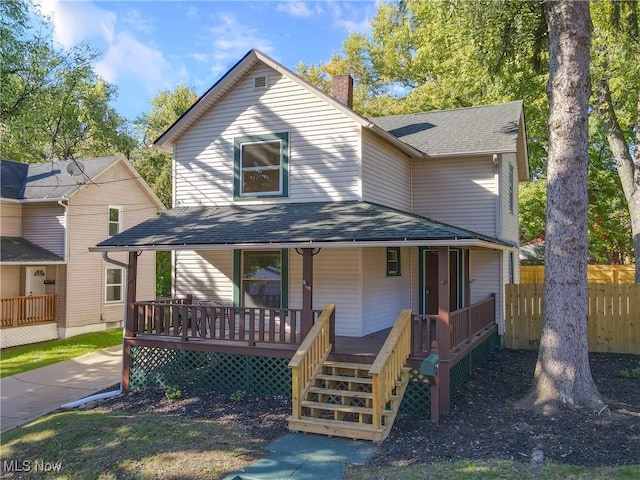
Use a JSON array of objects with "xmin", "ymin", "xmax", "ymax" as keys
[{"xmin": 96, "ymin": 349, "xmax": 640, "ymax": 467}]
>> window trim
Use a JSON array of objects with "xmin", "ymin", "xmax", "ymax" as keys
[
  {"xmin": 233, "ymin": 249, "xmax": 289, "ymax": 308},
  {"xmin": 386, "ymin": 247, "xmax": 401, "ymax": 277},
  {"xmin": 234, "ymin": 133, "xmax": 289, "ymax": 199},
  {"xmin": 108, "ymin": 206, "xmax": 123, "ymax": 237},
  {"xmin": 105, "ymin": 267, "xmax": 124, "ymax": 304}
]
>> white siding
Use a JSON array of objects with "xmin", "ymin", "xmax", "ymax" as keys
[
  {"xmin": 174, "ymin": 64, "xmax": 362, "ymax": 207},
  {"xmin": 412, "ymin": 156, "xmax": 497, "ymax": 236},
  {"xmin": 470, "ymin": 249, "xmax": 504, "ymax": 333},
  {"xmin": 362, "ymin": 130, "xmax": 412, "ymax": 211},
  {"xmin": 174, "ymin": 250, "xmax": 234, "ymax": 304},
  {"xmin": 502, "ymin": 153, "xmax": 519, "ymax": 242},
  {"xmin": 64, "ymin": 161, "xmax": 159, "ymax": 329},
  {"xmin": 1, "ymin": 201, "xmax": 22, "ymax": 236},
  {"xmin": 362, "ymin": 247, "xmax": 413, "ymax": 335},
  {"xmin": 22, "ymin": 203, "xmax": 65, "ymax": 257}
]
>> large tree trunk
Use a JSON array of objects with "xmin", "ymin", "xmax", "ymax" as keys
[
  {"xmin": 595, "ymin": 82, "xmax": 640, "ymax": 281},
  {"xmin": 518, "ymin": 0, "xmax": 605, "ymax": 413}
]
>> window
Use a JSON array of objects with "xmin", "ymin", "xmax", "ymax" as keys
[
  {"xmin": 386, "ymin": 247, "xmax": 401, "ymax": 276},
  {"xmin": 241, "ymin": 250, "xmax": 281, "ymax": 308},
  {"xmin": 105, "ymin": 268, "xmax": 124, "ymax": 303},
  {"xmin": 234, "ymin": 133, "xmax": 288, "ymax": 198},
  {"xmin": 508, "ymin": 163, "xmax": 514, "ymax": 215},
  {"xmin": 108, "ymin": 206, "xmax": 123, "ymax": 237},
  {"xmin": 449, "ymin": 249, "xmax": 469, "ymax": 310}
]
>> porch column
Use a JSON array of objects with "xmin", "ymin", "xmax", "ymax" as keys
[
  {"xmin": 436, "ymin": 247, "xmax": 451, "ymax": 412},
  {"xmin": 301, "ymin": 248, "xmax": 314, "ymax": 337},
  {"xmin": 122, "ymin": 251, "xmax": 138, "ymax": 393}
]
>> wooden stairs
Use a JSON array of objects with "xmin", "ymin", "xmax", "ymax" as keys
[{"xmin": 287, "ymin": 360, "xmax": 411, "ymax": 442}]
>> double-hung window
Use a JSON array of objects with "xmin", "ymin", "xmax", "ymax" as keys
[
  {"xmin": 234, "ymin": 133, "xmax": 288, "ymax": 198},
  {"xmin": 108, "ymin": 206, "xmax": 123, "ymax": 237},
  {"xmin": 105, "ymin": 268, "xmax": 124, "ymax": 303},
  {"xmin": 241, "ymin": 250, "xmax": 281, "ymax": 308}
]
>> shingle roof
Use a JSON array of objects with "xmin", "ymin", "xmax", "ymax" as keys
[
  {"xmin": 95, "ymin": 201, "xmax": 513, "ymax": 250},
  {"xmin": 0, "ymin": 157, "xmax": 122, "ymax": 200},
  {"xmin": 1, "ymin": 237, "xmax": 64, "ymax": 263},
  {"xmin": 371, "ymin": 101, "xmax": 523, "ymax": 156}
]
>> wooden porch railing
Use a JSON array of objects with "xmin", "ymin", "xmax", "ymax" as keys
[
  {"xmin": 450, "ymin": 295, "xmax": 496, "ymax": 351},
  {"xmin": 0, "ymin": 295, "xmax": 57, "ymax": 327},
  {"xmin": 130, "ymin": 300, "xmax": 322, "ymax": 347},
  {"xmin": 368, "ymin": 308, "xmax": 413, "ymax": 430},
  {"xmin": 288, "ymin": 304, "xmax": 336, "ymax": 421}
]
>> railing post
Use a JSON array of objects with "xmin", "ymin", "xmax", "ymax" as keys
[
  {"xmin": 430, "ymin": 340, "xmax": 440, "ymax": 423},
  {"xmin": 436, "ymin": 247, "xmax": 451, "ymax": 413}
]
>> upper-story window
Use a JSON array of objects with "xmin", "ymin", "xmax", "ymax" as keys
[
  {"xmin": 508, "ymin": 163, "xmax": 514, "ymax": 215},
  {"xmin": 234, "ymin": 133, "xmax": 289, "ymax": 198},
  {"xmin": 108, "ymin": 206, "xmax": 123, "ymax": 237}
]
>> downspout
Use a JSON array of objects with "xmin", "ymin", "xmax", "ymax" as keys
[{"xmin": 101, "ymin": 252, "xmax": 129, "ymax": 269}]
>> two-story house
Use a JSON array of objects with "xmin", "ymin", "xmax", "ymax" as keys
[
  {"xmin": 92, "ymin": 50, "xmax": 529, "ymax": 441},
  {"xmin": 1, "ymin": 156, "xmax": 164, "ymax": 348}
]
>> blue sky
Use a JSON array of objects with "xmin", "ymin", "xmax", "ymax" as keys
[{"xmin": 37, "ymin": 1, "xmax": 379, "ymax": 123}]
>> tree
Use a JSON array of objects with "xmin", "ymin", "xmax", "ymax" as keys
[
  {"xmin": 0, "ymin": 0, "xmax": 134, "ymax": 162},
  {"xmin": 518, "ymin": 0, "xmax": 604, "ymax": 412}
]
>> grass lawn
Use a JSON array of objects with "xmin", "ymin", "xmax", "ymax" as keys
[
  {"xmin": 0, "ymin": 330, "xmax": 123, "ymax": 378},
  {"xmin": 1, "ymin": 408, "xmax": 637, "ymax": 480},
  {"xmin": 345, "ymin": 462, "xmax": 640, "ymax": 480},
  {"xmin": 0, "ymin": 409, "xmax": 265, "ymax": 480}
]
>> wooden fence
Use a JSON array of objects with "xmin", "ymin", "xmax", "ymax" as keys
[
  {"xmin": 521, "ymin": 265, "xmax": 635, "ymax": 284},
  {"xmin": 504, "ymin": 283, "xmax": 640, "ymax": 354}
]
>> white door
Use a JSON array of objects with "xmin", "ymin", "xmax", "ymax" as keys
[{"xmin": 26, "ymin": 266, "xmax": 47, "ymax": 296}]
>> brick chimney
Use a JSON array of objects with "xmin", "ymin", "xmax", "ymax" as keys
[{"xmin": 331, "ymin": 74, "xmax": 353, "ymax": 108}]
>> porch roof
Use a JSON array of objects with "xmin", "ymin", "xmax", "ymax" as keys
[
  {"xmin": 1, "ymin": 237, "xmax": 64, "ymax": 264},
  {"xmin": 92, "ymin": 201, "xmax": 515, "ymax": 252}
]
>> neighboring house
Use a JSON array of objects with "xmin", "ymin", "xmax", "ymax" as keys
[
  {"xmin": 93, "ymin": 50, "xmax": 529, "ymax": 441},
  {"xmin": 0, "ymin": 156, "xmax": 164, "ymax": 348}
]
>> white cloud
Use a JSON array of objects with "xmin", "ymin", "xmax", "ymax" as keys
[
  {"xmin": 38, "ymin": 0, "xmax": 116, "ymax": 48},
  {"xmin": 94, "ymin": 32, "xmax": 170, "ymax": 90},
  {"xmin": 121, "ymin": 9, "xmax": 154, "ymax": 34},
  {"xmin": 276, "ymin": 2, "xmax": 324, "ymax": 19}
]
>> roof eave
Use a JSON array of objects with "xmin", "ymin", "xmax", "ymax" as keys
[{"xmin": 90, "ymin": 238, "xmax": 514, "ymax": 253}]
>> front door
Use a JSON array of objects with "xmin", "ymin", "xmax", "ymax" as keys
[
  {"xmin": 26, "ymin": 266, "xmax": 47, "ymax": 296},
  {"xmin": 422, "ymin": 252, "xmax": 439, "ymax": 315}
]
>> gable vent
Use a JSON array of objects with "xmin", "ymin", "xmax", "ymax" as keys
[{"xmin": 253, "ymin": 75, "xmax": 268, "ymax": 89}]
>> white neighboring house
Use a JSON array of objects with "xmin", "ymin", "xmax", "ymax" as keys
[{"xmin": 0, "ymin": 156, "xmax": 164, "ymax": 348}]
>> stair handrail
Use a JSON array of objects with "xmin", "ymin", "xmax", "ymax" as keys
[
  {"xmin": 368, "ymin": 308, "xmax": 413, "ymax": 431},
  {"xmin": 288, "ymin": 304, "xmax": 335, "ymax": 421}
]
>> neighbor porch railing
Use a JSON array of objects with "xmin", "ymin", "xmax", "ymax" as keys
[
  {"xmin": 288, "ymin": 304, "xmax": 336, "ymax": 422},
  {"xmin": 369, "ymin": 308, "xmax": 412, "ymax": 431},
  {"xmin": 450, "ymin": 295, "xmax": 496, "ymax": 351},
  {"xmin": 0, "ymin": 295, "xmax": 57, "ymax": 327},
  {"xmin": 130, "ymin": 299, "xmax": 322, "ymax": 347}
]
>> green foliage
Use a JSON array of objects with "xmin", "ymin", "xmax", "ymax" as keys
[
  {"xmin": 0, "ymin": 1, "xmax": 135, "ymax": 162},
  {"xmin": 230, "ymin": 390, "xmax": 245, "ymax": 402},
  {"xmin": 156, "ymin": 251, "xmax": 172, "ymax": 298},
  {"xmin": 164, "ymin": 386, "xmax": 183, "ymax": 400},
  {"xmin": 619, "ymin": 367, "xmax": 640, "ymax": 379}
]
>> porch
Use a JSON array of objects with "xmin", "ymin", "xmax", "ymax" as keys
[
  {"xmin": 122, "ymin": 294, "xmax": 497, "ymax": 440},
  {"xmin": 0, "ymin": 295, "xmax": 58, "ymax": 348}
]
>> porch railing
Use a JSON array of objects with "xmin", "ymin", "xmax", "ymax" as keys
[
  {"xmin": 130, "ymin": 300, "xmax": 322, "ymax": 347},
  {"xmin": 450, "ymin": 295, "xmax": 496, "ymax": 351},
  {"xmin": 0, "ymin": 295, "xmax": 57, "ymax": 327},
  {"xmin": 369, "ymin": 308, "xmax": 412, "ymax": 431},
  {"xmin": 288, "ymin": 304, "xmax": 336, "ymax": 422}
]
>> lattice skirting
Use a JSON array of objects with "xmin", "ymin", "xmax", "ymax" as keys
[
  {"xmin": 129, "ymin": 333, "xmax": 500, "ymax": 418},
  {"xmin": 0, "ymin": 323, "xmax": 58, "ymax": 349},
  {"xmin": 129, "ymin": 346, "xmax": 291, "ymax": 396}
]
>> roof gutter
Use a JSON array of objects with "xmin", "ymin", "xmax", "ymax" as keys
[{"xmin": 90, "ymin": 238, "xmax": 516, "ymax": 254}]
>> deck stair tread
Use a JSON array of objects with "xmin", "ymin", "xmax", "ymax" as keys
[{"xmin": 288, "ymin": 357, "xmax": 410, "ymax": 442}]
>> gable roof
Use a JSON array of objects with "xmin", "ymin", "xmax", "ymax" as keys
[
  {"xmin": 0, "ymin": 156, "xmax": 164, "ymax": 208},
  {"xmin": 153, "ymin": 49, "xmax": 529, "ymax": 181},
  {"xmin": 92, "ymin": 201, "xmax": 515, "ymax": 252},
  {"xmin": 1, "ymin": 237, "xmax": 64, "ymax": 264},
  {"xmin": 372, "ymin": 101, "xmax": 529, "ymax": 180}
]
